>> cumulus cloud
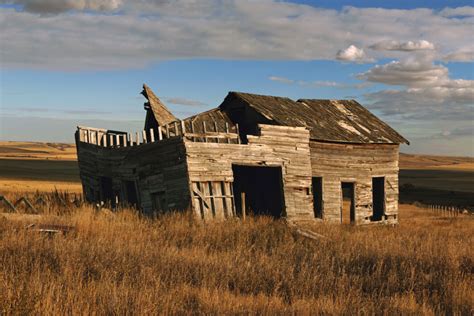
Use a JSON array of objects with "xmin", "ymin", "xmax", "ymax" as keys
[
  {"xmin": 336, "ymin": 45, "xmax": 374, "ymax": 63},
  {"xmin": 1, "ymin": 0, "xmax": 122, "ymax": 14},
  {"xmin": 360, "ymin": 55, "xmax": 474, "ymax": 121},
  {"xmin": 165, "ymin": 97, "xmax": 206, "ymax": 107},
  {"xmin": 357, "ymin": 58, "xmax": 449, "ymax": 87},
  {"xmin": 369, "ymin": 40, "xmax": 435, "ymax": 51},
  {"xmin": 1, "ymin": 3, "xmax": 473, "ymax": 70}
]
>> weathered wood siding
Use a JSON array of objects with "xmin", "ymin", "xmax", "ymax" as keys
[
  {"xmin": 185, "ymin": 124, "xmax": 313, "ymax": 221},
  {"xmin": 310, "ymin": 141, "xmax": 399, "ymax": 224},
  {"xmin": 76, "ymin": 134, "xmax": 190, "ymax": 214}
]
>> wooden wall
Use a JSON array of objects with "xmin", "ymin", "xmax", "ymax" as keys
[
  {"xmin": 76, "ymin": 126, "xmax": 400, "ymax": 225},
  {"xmin": 75, "ymin": 133, "xmax": 190, "ymax": 214},
  {"xmin": 184, "ymin": 124, "xmax": 313, "ymax": 221},
  {"xmin": 310, "ymin": 141, "xmax": 400, "ymax": 224}
]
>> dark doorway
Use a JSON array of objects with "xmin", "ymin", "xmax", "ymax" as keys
[
  {"xmin": 341, "ymin": 182, "xmax": 355, "ymax": 224},
  {"xmin": 372, "ymin": 177, "xmax": 385, "ymax": 221},
  {"xmin": 312, "ymin": 177, "xmax": 323, "ymax": 218},
  {"xmin": 232, "ymin": 165, "xmax": 285, "ymax": 218},
  {"xmin": 100, "ymin": 176, "xmax": 115, "ymax": 207},
  {"xmin": 124, "ymin": 180, "xmax": 138, "ymax": 207},
  {"xmin": 151, "ymin": 191, "xmax": 167, "ymax": 213}
]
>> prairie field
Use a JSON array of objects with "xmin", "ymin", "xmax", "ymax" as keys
[
  {"xmin": 0, "ymin": 141, "xmax": 473, "ymax": 314},
  {"xmin": 1, "ymin": 204, "xmax": 473, "ymax": 314}
]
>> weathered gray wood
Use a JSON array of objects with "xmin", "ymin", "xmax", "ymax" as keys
[
  {"xmin": 181, "ymin": 120, "xmax": 186, "ymax": 135},
  {"xmin": 236, "ymin": 124, "xmax": 241, "ymax": 144},
  {"xmin": 122, "ymin": 134, "xmax": 127, "ymax": 147},
  {"xmin": 149, "ymin": 128, "xmax": 155, "ymax": 142},
  {"xmin": 212, "ymin": 181, "xmax": 225, "ymax": 219},
  {"xmin": 158, "ymin": 126, "xmax": 162, "ymax": 140},
  {"xmin": 0, "ymin": 195, "xmax": 17, "ymax": 212}
]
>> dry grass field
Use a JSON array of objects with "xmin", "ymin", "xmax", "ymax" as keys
[
  {"xmin": 0, "ymin": 141, "xmax": 473, "ymax": 314},
  {"xmin": 1, "ymin": 204, "xmax": 473, "ymax": 314},
  {"xmin": 0, "ymin": 142, "xmax": 81, "ymax": 193}
]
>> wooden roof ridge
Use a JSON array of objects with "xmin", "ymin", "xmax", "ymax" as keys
[{"xmin": 141, "ymin": 84, "xmax": 178, "ymax": 126}]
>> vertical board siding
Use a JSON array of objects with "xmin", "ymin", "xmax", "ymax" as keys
[
  {"xmin": 185, "ymin": 124, "xmax": 313, "ymax": 222},
  {"xmin": 75, "ymin": 135, "xmax": 190, "ymax": 215}
]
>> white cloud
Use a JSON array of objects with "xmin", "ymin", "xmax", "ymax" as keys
[
  {"xmin": 0, "ymin": 4, "xmax": 473, "ymax": 70},
  {"xmin": 268, "ymin": 76, "xmax": 294, "ymax": 84},
  {"xmin": 442, "ymin": 50, "xmax": 474, "ymax": 62},
  {"xmin": 369, "ymin": 40, "xmax": 435, "ymax": 51},
  {"xmin": 357, "ymin": 58, "xmax": 449, "ymax": 87},
  {"xmin": 269, "ymin": 76, "xmax": 371, "ymax": 89},
  {"xmin": 165, "ymin": 97, "xmax": 206, "ymax": 107},
  {"xmin": 336, "ymin": 45, "xmax": 374, "ymax": 63},
  {"xmin": 1, "ymin": 0, "xmax": 122, "ymax": 14},
  {"xmin": 439, "ymin": 6, "xmax": 474, "ymax": 17},
  {"xmin": 360, "ymin": 55, "xmax": 474, "ymax": 121}
]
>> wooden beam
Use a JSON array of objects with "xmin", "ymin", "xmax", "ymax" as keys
[
  {"xmin": 236, "ymin": 124, "xmax": 241, "ymax": 144},
  {"xmin": 174, "ymin": 121, "xmax": 178, "ymax": 137},
  {"xmin": 142, "ymin": 130, "xmax": 147, "ymax": 143},
  {"xmin": 225, "ymin": 123, "xmax": 230, "ymax": 144},
  {"xmin": 122, "ymin": 134, "xmax": 127, "ymax": 147},
  {"xmin": 150, "ymin": 128, "xmax": 155, "ymax": 142},
  {"xmin": 158, "ymin": 126, "xmax": 163, "ymax": 140}
]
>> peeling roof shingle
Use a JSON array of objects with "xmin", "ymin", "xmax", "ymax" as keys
[{"xmin": 224, "ymin": 92, "xmax": 408, "ymax": 144}]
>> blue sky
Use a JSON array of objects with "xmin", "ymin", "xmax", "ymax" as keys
[{"xmin": 0, "ymin": 0, "xmax": 473, "ymax": 155}]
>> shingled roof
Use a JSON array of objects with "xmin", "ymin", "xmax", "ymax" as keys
[{"xmin": 222, "ymin": 92, "xmax": 408, "ymax": 144}]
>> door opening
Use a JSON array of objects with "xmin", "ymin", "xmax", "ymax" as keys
[
  {"xmin": 312, "ymin": 177, "xmax": 323, "ymax": 218},
  {"xmin": 372, "ymin": 177, "xmax": 385, "ymax": 221},
  {"xmin": 124, "ymin": 180, "xmax": 138, "ymax": 207},
  {"xmin": 100, "ymin": 176, "xmax": 115, "ymax": 208},
  {"xmin": 341, "ymin": 182, "xmax": 355, "ymax": 224},
  {"xmin": 232, "ymin": 165, "xmax": 285, "ymax": 218}
]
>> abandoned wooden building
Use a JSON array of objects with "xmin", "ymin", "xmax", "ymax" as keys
[{"xmin": 75, "ymin": 84, "xmax": 408, "ymax": 224}]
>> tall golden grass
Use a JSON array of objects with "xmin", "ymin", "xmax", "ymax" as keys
[{"xmin": 0, "ymin": 205, "xmax": 473, "ymax": 314}]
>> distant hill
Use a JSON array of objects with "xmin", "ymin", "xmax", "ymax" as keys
[
  {"xmin": 1, "ymin": 141, "xmax": 472, "ymax": 170},
  {"xmin": 0, "ymin": 141, "xmax": 77, "ymax": 161},
  {"xmin": 399, "ymin": 153, "xmax": 473, "ymax": 171}
]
